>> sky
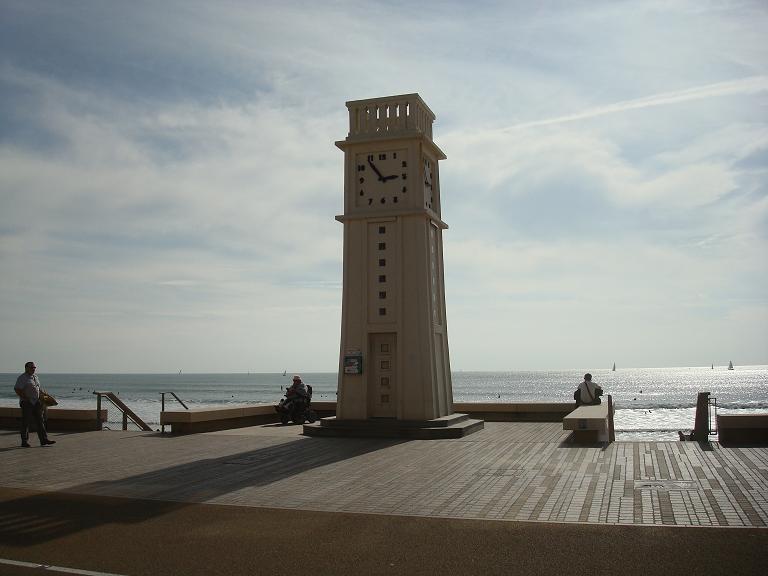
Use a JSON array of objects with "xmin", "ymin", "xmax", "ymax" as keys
[{"xmin": 0, "ymin": 0, "xmax": 766, "ymax": 373}]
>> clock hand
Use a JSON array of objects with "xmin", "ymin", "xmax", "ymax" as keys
[
  {"xmin": 367, "ymin": 158, "xmax": 384, "ymax": 181},
  {"xmin": 382, "ymin": 175, "xmax": 399, "ymax": 182}
]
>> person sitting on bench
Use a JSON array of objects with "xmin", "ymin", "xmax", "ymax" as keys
[{"xmin": 577, "ymin": 373, "xmax": 603, "ymax": 406}]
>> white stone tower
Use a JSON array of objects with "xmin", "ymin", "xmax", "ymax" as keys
[{"xmin": 306, "ymin": 94, "xmax": 482, "ymax": 438}]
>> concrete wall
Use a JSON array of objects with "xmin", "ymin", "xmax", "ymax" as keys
[{"xmin": 0, "ymin": 407, "xmax": 107, "ymax": 432}]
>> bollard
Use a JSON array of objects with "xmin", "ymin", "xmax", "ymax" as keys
[{"xmin": 693, "ymin": 392, "xmax": 711, "ymax": 441}]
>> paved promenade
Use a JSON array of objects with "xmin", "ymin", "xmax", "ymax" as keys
[{"xmin": 0, "ymin": 422, "xmax": 766, "ymax": 575}]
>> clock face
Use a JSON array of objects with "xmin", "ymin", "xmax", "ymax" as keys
[
  {"xmin": 355, "ymin": 149, "xmax": 408, "ymax": 208},
  {"xmin": 423, "ymin": 156, "xmax": 435, "ymax": 209}
]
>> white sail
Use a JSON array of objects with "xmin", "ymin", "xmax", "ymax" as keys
[{"xmin": 728, "ymin": 361, "xmax": 734, "ymax": 370}]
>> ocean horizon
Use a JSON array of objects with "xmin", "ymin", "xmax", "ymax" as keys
[{"xmin": 3, "ymin": 365, "xmax": 766, "ymax": 441}]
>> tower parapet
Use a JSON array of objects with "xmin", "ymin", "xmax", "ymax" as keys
[{"xmin": 345, "ymin": 93, "xmax": 435, "ymax": 142}]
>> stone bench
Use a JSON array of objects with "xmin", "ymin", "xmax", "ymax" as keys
[
  {"xmin": 717, "ymin": 413, "xmax": 768, "ymax": 445},
  {"xmin": 562, "ymin": 402, "xmax": 614, "ymax": 443},
  {"xmin": 0, "ymin": 406, "xmax": 108, "ymax": 432}
]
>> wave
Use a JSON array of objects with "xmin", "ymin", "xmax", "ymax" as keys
[
  {"xmin": 614, "ymin": 403, "xmax": 695, "ymax": 410},
  {"xmin": 715, "ymin": 401, "xmax": 768, "ymax": 409},
  {"xmin": 615, "ymin": 401, "xmax": 768, "ymax": 410},
  {"xmin": 614, "ymin": 427, "xmax": 688, "ymax": 432}
]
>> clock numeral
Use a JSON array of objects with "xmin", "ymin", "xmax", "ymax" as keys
[
  {"xmin": 357, "ymin": 164, "xmax": 365, "ymax": 171},
  {"xmin": 368, "ymin": 155, "xmax": 374, "ymax": 161},
  {"xmin": 402, "ymin": 186, "xmax": 407, "ymax": 193},
  {"xmin": 359, "ymin": 177, "xmax": 364, "ymax": 184},
  {"xmin": 402, "ymin": 161, "xmax": 407, "ymax": 167},
  {"xmin": 393, "ymin": 196, "xmax": 398, "ymax": 203},
  {"xmin": 379, "ymin": 153, "xmax": 386, "ymax": 160},
  {"xmin": 380, "ymin": 197, "xmax": 385, "ymax": 204},
  {"xmin": 368, "ymin": 198, "xmax": 373, "ymax": 205},
  {"xmin": 401, "ymin": 173, "xmax": 407, "ymax": 180},
  {"xmin": 393, "ymin": 152, "xmax": 397, "ymax": 159},
  {"xmin": 359, "ymin": 190, "xmax": 364, "ymax": 196}
]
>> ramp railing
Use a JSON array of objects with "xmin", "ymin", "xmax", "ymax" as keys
[
  {"xmin": 708, "ymin": 395, "xmax": 718, "ymax": 436},
  {"xmin": 93, "ymin": 391, "xmax": 153, "ymax": 431},
  {"xmin": 160, "ymin": 392, "xmax": 189, "ymax": 433}
]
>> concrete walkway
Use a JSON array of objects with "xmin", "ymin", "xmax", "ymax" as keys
[{"xmin": 0, "ymin": 422, "xmax": 766, "ymax": 575}]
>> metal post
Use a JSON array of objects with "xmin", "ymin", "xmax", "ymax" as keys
[
  {"xmin": 693, "ymin": 392, "xmax": 711, "ymax": 441},
  {"xmin": 122, "ymin": 412, "xmax": 128, "ymax": 431},
  {"xmin": 607, "ymin": 394, "xmax": 615, "ymax": 443},
  {"xmin": 96, "ymin": 394, "xmax": 102, "ymax": 430},
  {"xmin": 161, "ymin": 393, "xmax": 165, "ymax": 434}
]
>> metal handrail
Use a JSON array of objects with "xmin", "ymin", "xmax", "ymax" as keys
[
  {"xmin": 93, "ymin": 391, "xmax": 153, "ymax": 431},
  {"xmin": 161, "ymin": 391, "xmax": 189, "ymax": 411},
  {"xmin": 160, "ymin": 391, "xmax": 189, "ymax": 434}
]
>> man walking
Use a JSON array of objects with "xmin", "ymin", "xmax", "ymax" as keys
[{"xmin": 14, "ymin": 361, "xmax": 55, "ymax": 447}]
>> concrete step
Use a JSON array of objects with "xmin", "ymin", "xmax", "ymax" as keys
[
  {"xmin": 315, "ymin": 413, "xmax": 471, "ymax": 429},
  {"xmin": 303, "ymin": 415, "xmax": 484, "ymax": 439}
]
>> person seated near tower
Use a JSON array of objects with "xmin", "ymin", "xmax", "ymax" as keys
[
  {"xmin": 576, "ymin": 373, "xmax": 603, "ymax": 406},
  {"xmin": 282, "ymin": 374, "xmax": 309, "ymax": 410}
]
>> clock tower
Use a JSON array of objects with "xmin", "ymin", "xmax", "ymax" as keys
[{"xmin": 305, "ymin": 94, "xmax": 482, "ymax": 438}]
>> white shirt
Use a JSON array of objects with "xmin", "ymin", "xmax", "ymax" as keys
[
  {"xmin": 578, "ymin": 380, "xmax": 599, "ymax": 404},
  {"xmin": 15, "ymin": 373, "xmax": 41, "ymax": 404}
]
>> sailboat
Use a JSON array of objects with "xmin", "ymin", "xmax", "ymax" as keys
[
  {"xmin": 711, "ymin": 364, "xmax": 714, "ymax": 369},
  {"xmin": 612, "ymin": 363, "xmax": 616, "ymax": 372},
  {"xmin": 728, "ymin": 361, "xmax": 734, "ymax": 370},
  {"xmin": 282, "ymin": 369, "xmax": 287, "ymax": 376}
]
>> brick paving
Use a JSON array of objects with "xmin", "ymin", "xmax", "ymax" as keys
[{"xmin": 1, "ymin": 422, "xmax": 766, "ymax": 528}]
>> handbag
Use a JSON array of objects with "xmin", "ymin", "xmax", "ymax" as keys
[{"xmin": 40, "ymin": 391, "xmax": 58, "ymax": 406}]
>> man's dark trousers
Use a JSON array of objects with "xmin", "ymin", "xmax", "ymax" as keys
[{"xmin": 20, "ymin": 400, "xmax": 49, "ymax": 445}]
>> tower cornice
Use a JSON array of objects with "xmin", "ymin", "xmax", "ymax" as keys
[
  {"xmin": 335, "ymin": 133, "xmax": 446, "ymax": 160},
  {"xmin": 335, "ymin": 210, "xmax": 448, "ymax": 229}
]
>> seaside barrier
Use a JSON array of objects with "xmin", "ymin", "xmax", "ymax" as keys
[
  {"xmin": 0, "ymin": 406, "xmax": 108, "ymax": 432},
  {"xmin": 160, "ymin": 402, "xmax": 337, "ymax": 434},
  {"xmin": 717, "ymin": 413, "xmax": 768, "ymax": 445},
  {"xmin": 453, "ymin": 402, "xmax": 573, "ymax": 422},
  {"xmin": 159, "ymin": 402, "xmax": 574, "ymax": 434}
]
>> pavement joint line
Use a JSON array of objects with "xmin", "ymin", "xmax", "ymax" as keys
[{"xmin": 0, "ymin": 557, "xmax": 129, "ymax": 576}]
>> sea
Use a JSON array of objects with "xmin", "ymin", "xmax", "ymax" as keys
[{"xmin": 2, "ymin": 365, "xmax": 766, "ymax": 441}]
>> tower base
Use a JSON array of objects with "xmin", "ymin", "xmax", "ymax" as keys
[{"xmin": 302, "ymin": 413, "xmax": 483, "ymax": 439}]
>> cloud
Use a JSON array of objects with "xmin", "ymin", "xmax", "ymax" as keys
[
  {"xmin": 0, "ymin": 0, "xmax": 766, "ymax": 371},
  {"xmin": 495, "ymin": 76, "xmax": 768, "ymax": 132}
]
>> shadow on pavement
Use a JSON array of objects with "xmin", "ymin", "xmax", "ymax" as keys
[{"xmin": 0, "ymin": 435, "xmax": 403, "ymax": 547}]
